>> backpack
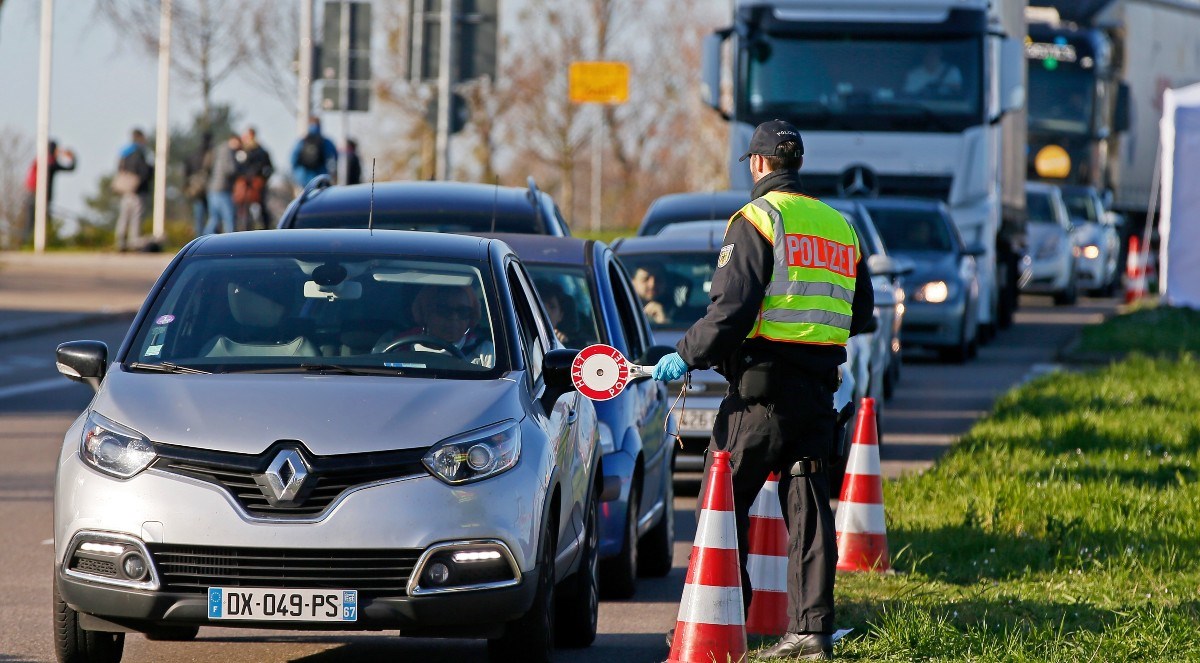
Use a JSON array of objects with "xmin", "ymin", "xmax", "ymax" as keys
[{"xmin": 297, "ymin": 134, "xmax": 325, "ymax": 170}]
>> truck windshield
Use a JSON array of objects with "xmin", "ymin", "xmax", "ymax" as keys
[
  {"xmin": 739, "ymin": 34, "xmax": 983, "ymax": 132},
  {"xmin": 1028, "ymin": 63, "xmax": 1094, "ymax": 135}
]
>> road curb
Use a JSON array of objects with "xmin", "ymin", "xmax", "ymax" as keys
[{"xmin": 0, "ymin": 311, "xmax": 134, "ymax": 343}]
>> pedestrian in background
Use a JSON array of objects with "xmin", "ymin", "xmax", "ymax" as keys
[
  {"xmin": 203, "ymin": 134, "xmax": 240, "ymax": 236},
  {"xmin": 112, "ymin": 128, "xmax": 153, "ymax": 252},
  {"xmin": 653, "ymin": 120, "xmax": 875, "ymax": 660},
  {"xmin": 343, "ymin": 138, "xmax": 363, "ymax": 186},
  {"xmin": 21, "ymin": 139, "xmax": 76, "ymax": 247},
  {"xmin": 235, "ymin": 127, "xmax": 274, "ymax": 230},
  {"xmin": 290, "ymin": 117, "xmax": 337, "ymax": 194},
  {"xmin": 183, "ymin": 133, "xmax": 213, "ymax": 238}
]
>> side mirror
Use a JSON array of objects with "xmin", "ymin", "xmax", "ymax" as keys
[
  {"xmin": 702, "ymin": 29, "xmax": 732, "ymax": 119},
  {"xmin": 1114, "ymin": 81, "xmax": 1131, "ymax": 134},
  {"xmin": 867, "ymin": 254, "xmax": 913, "ymax": 278},
  {"xmin": 1105, "ymin": 211, "xmax": 1126, "ymax": 228},
  {"xmin": 1000, "ymin": 37, "xmax": 1026, "ymax": 115},
  {"xmin": 963, "ymin": 242, "xmax": 987, "ymax": 257},
  {"xmin": 56, "ymin": 340, "xmax": 108, "ymax": 393},
  {"xmin": 542, "ymin": 348, "xmax": 577, "ymax": 409}
]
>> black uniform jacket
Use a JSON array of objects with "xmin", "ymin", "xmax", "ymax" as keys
[{"xmin": 676, "ymin": 169, "xmax": 875, "ymax": 378}]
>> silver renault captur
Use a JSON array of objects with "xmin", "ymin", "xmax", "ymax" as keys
[{"xmin": 52, "ymin": 230, "xmax": 600, "ymax": 663}]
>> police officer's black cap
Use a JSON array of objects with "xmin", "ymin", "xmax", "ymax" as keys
[{"xmin": 738, "ymin": 119, "xmax": 804, "ymax": 162}]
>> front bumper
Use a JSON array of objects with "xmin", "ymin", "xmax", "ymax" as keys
[
  {"xmin": 900, "ymin": 297, "xmax": 968, "ymax": 348},
  {"xmin": 57, "ymin": 563, "xmax": 536, "ymax": 637},
  {"xmin": 1021, "ymin": 253, "xmax": 1073, "ymax": 294}
]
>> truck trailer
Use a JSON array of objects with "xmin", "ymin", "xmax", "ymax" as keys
[{"xmin": 703, "ymin": 0, "xmax": 1029, "ymax": 334}]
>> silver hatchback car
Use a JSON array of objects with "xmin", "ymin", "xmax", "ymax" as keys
[{"xmin": 52, "ymin": 230, "xmax": 600, "ymax": 662}]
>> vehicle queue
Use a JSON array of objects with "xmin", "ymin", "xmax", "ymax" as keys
[{"xmin": 47, "ymin": 150, "xmax": 1125, "ymax": 661}]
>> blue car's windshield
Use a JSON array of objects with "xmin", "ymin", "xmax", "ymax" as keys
[
  {"xmin": 864, "ymin": 208, "xmax": 957, "ymax": 253},
  {"xmin": 128, "ymin": 254, "xmax": 506, "ymax": 377}
]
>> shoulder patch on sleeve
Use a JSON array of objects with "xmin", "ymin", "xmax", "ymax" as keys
[{"xmin": 717, "ymin": 243, "xmax": 735, "ymax": 268}]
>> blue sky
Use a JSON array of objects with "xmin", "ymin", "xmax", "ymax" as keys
[{"xmin": 0, "ymin": 1, "xmax": 298, "ymax": 219}]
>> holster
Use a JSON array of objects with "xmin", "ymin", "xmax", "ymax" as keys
[
  {"xmin": 738, "ymin": 359, "xmax": 775, "ymax": 404},
  {"xmin": 833, "ymin": 401, "xmax": 856, "ymax": 461}
]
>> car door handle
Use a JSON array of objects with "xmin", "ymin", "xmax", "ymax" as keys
[{"xmin": 567, "ymin": 409, "xmax": 578, "ymax": 425}]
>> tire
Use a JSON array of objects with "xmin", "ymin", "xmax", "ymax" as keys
[
  {"xmin": 599, "ymin": 481, "xmax": 639, "ymax": 599},
  {"xmin": 144, "ymin": 625, "xmax": 199, "ymax": 641},
  {"xmin": 488, "ymin": 527, "xmax": 555, "ymax": 663},
  {"xmin": 638, "ymin": 458, "xmax": 674, "ymax": 578},
  {"xmin": 556, "ymin": 491, "xmax": 599, "ymax": 648},
  {"xmin": 54, "ymin": 579, "xmax": 125, "ymax": 663},
  {"xmin": 1053, "ymin": 273, "xmax": 1078, "ymax": 306}
]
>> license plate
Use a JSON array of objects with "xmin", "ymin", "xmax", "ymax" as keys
[
  {"xmin": 679, "ymin": 409, "xmax": 718, "ymax": 432},
  {"xmin": 207, "ymin": 587, "xmax": 357, "ymax": 622}
]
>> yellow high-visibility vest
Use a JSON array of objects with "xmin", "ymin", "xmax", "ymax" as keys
[{"xmin": 732, "ymin": 191, "xmax": 861, "ymax": 346}]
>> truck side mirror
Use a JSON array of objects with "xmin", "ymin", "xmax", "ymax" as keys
[
  {"xmin": 1114, "ymin": 81, "xmax": 1131, "ymax": 134},
  {"xmin": 702, "ymin": 29, "xmax": 732, "ymax": 120},
  {"xmin": 1000, "ymin": 37, "xmax": 1026, "ymax": 116}
]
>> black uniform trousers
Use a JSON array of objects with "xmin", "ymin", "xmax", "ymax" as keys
[{"xmin": 696, "ymin": 366, "xmax": 838, "ymax": 634}]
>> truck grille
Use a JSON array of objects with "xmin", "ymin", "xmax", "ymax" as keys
[
  {"xmin": 148, "ymin": 544, "xmax": 422, "ymax": 595},
  {"xmin": 803, "ymin": 174, "xmax": 953, "ymax": 201},
  {"xmin": 152, "ymin": 443, "xmax": 429, "ymax": 518}
]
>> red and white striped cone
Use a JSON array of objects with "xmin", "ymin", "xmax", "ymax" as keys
[
  {"xmin": 668, "ymin": 450, "xmax": 747, "ymax": 663},
  {"xmin": 745, "ymin": 472, "xmax": 789, "ymax": 636},
  {"xmin": 835, "ymin": 397, "xmax": 891, "ymax": 572},
  {"xmin": 1125, "ymin": 235, "xmax": 1146, "ymax": 303}
]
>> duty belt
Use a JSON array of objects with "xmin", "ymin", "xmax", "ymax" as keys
[{"xmin": 789, "ymin": 458, "xmax": 826, "ymax": 477}]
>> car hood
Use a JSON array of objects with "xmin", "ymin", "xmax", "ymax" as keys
[
  {"xmin": 1026, "ymin": 222, "xmax": 1062, "ymax": 254},
  {"xmin": 91, "ymin": 369, "xmax": 525, "ymax": 455},
  {"xmin": 894, "ymin": 250, "xmax": 961, "ymax": 284},
  {"xmin": 1071, "ymin": 222, "xmax": 1105, "ymax": 246}
]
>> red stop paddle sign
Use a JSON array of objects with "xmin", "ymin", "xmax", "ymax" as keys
[{"xmin": 571, "ymin": 344, "xmax": 653, "ymax": 401}]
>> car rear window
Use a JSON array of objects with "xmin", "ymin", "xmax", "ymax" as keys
[
  {"xmin": 292, "ymin": 209, "xmax": 549, "ymax": 235},
  {"xmin": 865, "ymin": 208, "xmax": 956, "ymax": 253},
  {"xmin": 127, "ymin": 253, "xmax": 507, "ymax": 378}
]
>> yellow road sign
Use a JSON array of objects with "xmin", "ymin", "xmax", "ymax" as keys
[{"xmin": 569, "ymin": 62, "xmax": 630, "ymax": 104}]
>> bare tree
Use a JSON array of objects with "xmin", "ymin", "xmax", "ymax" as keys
[{"xmin": 0, "ymin": 126, "xmax": 32, "ymax": 249}]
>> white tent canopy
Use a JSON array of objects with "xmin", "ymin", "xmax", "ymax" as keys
[{"xmin": 1160, "ymin": 82, "xmax": 1200, "ymax": 309}]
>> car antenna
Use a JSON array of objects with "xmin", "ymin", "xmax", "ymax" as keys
[
  {"xmin": 490, "ymin": 177, "xmax": 499, "ymax": 233},
  {"xmin": 368, "ymin": 158, "xmax": 376, "ymax": 235}
]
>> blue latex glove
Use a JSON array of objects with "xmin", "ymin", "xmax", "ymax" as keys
[{"xmin": 652, "ymin": 352, "xmax": 689, "ymax": 382}]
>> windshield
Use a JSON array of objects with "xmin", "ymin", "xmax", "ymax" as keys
[
  {"xmin": 525, "ymin": 265, "xmax": 603, "ymax": 349},
  {"xmin": 1026, "ymin": 191, "xmax": 1057, "ymax": 224},
  {"xmin": 865, "ymin": 208, "xmax": 957, "ymax": 253},
  {"xmin": 292, "ymin": 209, "xmax": 548, "ymax": 235},
  {"xmin": 1061, "ymin": 190, "xmax": 1100, "ymax": 223},
  {"xmin": 128, "ymin": 254, "xmax": 505, "ymax": 377},
  {"xmin": 1028, "ymin": 63, "xmax": 1094, "ymax": 135},
  {"xmin": 739, "ymin": 34, "xmax": 983, "ymax": 132},
  {"xmin": 618, "ymin": 252, "xmax": 716, "ymax": 331}
]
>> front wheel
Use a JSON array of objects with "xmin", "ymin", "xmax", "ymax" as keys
[
  {"xmin": 54, "ymin": 579, "xmax": 125, "ymax": 663},
  {"xmin": 556, "ymin": 490, "xmax": 599, "ymax": 648},
  {"xmin": 488, "ymin": 528, "xmax": 555, "ymax": 662},
  {"xmin": 600, "ymin": 481, "xmax": 639, "ymax": 599}
]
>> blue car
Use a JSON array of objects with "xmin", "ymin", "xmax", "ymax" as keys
[{"xmin": 484, "ymin": 234, "xmax": 676, "ymax": 599}]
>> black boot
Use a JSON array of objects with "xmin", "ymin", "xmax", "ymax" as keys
[{"xmin": 758, "ymin": 632, "xmax": 833, "ymax": 660}]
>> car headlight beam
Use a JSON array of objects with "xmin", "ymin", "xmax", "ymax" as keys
[
  {"xmin": 423, "ymin": 420, "xmax": 520, "ymax": 485},
  {"xmin": 915, "ymin": 280, "xmax": 951, "ymax": 304},
  {"xmin": 1081, "ymin": 245, "xmax": 1100, "ymax": 260},
  {"xmin": 80, "ymin": 412, "xmax": 157, "ymax": 479}
]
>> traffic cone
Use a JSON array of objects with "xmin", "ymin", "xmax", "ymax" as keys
[
  {"xmin": 835, "ymin": 397, "xmax": 890, "ymax": 572},
  {"xmin": 745, "ymin": 472, "xmax": 788, "ymax": 637},
  {"xmin": 1125, "ymin": 235, "xmax": 1146, "ymax": 303},
  {"xmin": 669, "ymin": 450, "xmax": 747, "ymax": 663}
]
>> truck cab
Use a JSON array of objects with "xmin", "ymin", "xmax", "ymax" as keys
[{"xmin": 704, "ymin": 0, "xmax": 1028, "ymax": 334}]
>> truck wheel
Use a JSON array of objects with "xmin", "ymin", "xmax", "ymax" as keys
[
  {"xmin": 488, "ymin": 527, "xmax": 555, "ymax": 663},
  {"xmin": 556, "ymin": 491, "xmax": 599, "ymax": 648},
  {"xmin": 600, "ymin": 482, "xmax": 638, "ymax": 599},
  {"xmin": 638, "ymin": 459, "xmax": 675, "ymax": 578},
  {"xmin": 54, "ymin": 579, "xmax": 125, "ymax": 663}
]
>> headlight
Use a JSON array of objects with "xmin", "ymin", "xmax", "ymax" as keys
[
  {"xmin": 1081, "ymin": 245, "xmax": 1100, "ymax": 260},
  {"xmin": 423, "ymin": 420, "xmax": 520, "ymax": 485},
  {"xmin": 80, "ymin": 412, "xmax": 156, "ymax": 479},
  {"xmin": 914, "ymin": 281, "xmax": 951, "ymax": 303},
  {"xmin": 597, "ymin": 422, "xmax": 615, "ymax": 456},
  {"xmin": 1035, "ymin": 235, "xmax": 1061, "ymax": 260}
]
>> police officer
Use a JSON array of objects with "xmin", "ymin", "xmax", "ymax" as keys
[{"xmin": 653, "ymin": 119, "xmax": 874, "ymax": 660}]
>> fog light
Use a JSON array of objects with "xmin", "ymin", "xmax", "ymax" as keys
[
  {"xmin": 425, "ymin": 562, "xmax": 451, "ymax": 585},
  {"xmin": 120, "ymin": 552, "xmax": 147, "ymax": 580}
]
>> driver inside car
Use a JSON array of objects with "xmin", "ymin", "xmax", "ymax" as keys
[{"xmin": 373, "ymin": 283, "xmax": 496, "ymax": 367}]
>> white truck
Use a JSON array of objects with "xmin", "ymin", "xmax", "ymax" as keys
[{"xmin": 703, "ymin": 0, "xmax": 1028, "ymax": 333}]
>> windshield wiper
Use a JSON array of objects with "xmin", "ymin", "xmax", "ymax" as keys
[
  {"xmin": 128, "ymin": 361, "xmax": 212, "ymax": 375},
  {"xmin": 297, "ymin": 363, "xmax": 377, "ymax": 376}
]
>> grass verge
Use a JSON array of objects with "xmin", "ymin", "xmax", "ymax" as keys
[
  {"xmin": 758, "ymin": 354, "xmax": 1200, "ymax": 661},
  {"xmin": 1073, "ymin": 302, "xmax": 1200, "ymax": 359}
]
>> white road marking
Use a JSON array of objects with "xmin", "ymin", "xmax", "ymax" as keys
[
  {"xmin": 42, "ymin": 539, "xmax": 54, "ymax": 545},
  {"xmin": 0, "ymin": 377, "xmax": 74, "ymax": 401}
]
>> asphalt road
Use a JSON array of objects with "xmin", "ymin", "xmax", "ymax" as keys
[{"xmin": 0, "ymin": 295, "xmax": 1116, "ymax": 662}]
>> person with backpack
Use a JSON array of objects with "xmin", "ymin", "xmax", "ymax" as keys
[
  {"xmin": 290, "ymin": 117, "xmax": 337, "ymax": 194},
  {"xmin": 113, "ymin": 128, "xmax": 153, "ymax": 252}
]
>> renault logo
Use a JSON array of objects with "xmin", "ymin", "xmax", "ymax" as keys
[
  {"xmin": 261, "ymin": 449, "xmax": 309, "ymax": 503},
  {"xmin": 838, "ymin": 165, "xmax": 879, "ymax": 198}
]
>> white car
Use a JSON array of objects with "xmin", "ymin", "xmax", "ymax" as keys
[
  {"xmin": 1061, "ymin": 185, "xmax": 1122, "ymax": 296},
  {"xmin": 1023, "ymin": 182, "xmax": 1078, "ymax": 306}
]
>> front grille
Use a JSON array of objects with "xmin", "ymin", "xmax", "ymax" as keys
[
  {"xmin": 803, "ymin": 174, "xmax": 954, "ymax": 201},
  {"xmin": 152, "ymin": 442, "xmax": 429, "ymax": 518},
  {"xmin": 148, "ymin": 544, "xmax": 422, "ymax": 595},
  {"xmin": 904, "ymin": 323, "xmax": 941, "ymax": 334},
  {"xmin": 73, "ymin": 557, "xmax": 118, "ymax": 577}
]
